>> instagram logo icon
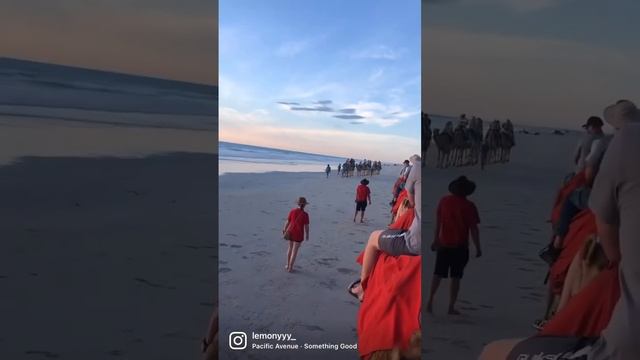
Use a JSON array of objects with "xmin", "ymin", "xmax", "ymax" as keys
[{"xmin": 229, "ymin": 332, "xmax": 248, "ymax": 350}]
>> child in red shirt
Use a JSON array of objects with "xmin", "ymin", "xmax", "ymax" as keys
[
  {"xmin": 354, "ymin": 179, "xmax": 372, "ymax": 223},
  {"xmin": 427, "ymin": 176, "xmax": 481, "ymax": 315},
  {"xmin": 282, "ymin": 197, "xmax": 310, "ymax": 272}
]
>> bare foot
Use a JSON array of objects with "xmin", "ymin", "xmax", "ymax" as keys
[{"xmin": 350, "ymin": 283, "xmax": 365, "ymax": 302}]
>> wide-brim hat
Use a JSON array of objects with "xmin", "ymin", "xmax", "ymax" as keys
[
  {"xmin": 581, "ymin": 116, "xmax": 604, "ymax": 129},
  {"xmin": 604, "ymin": 100, "xmax": 640, "ymax": 129},
  {"xmin": 448, "ymin": 176, "xmax": 476, "ymax": 197},
  {"xmin": 360, "ymin": 179, "xmax": 369, "ymax": 185},
  {"xmin": 297, "ymin": 197, "xmax": 309, "ymax": 205}
]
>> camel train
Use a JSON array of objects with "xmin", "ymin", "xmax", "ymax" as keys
[
  {"xmin": 340, "ymin": 159, "xmax": 382, "ymax": 177},
  {"xmin": 426, "ymin": 113, "xmax": 516, "ymax": 169}
]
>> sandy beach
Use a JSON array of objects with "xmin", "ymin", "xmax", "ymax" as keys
[
  {"xmin": 422, "ymin": 130, "xmax": 580, "ymax": 359},
  {"xmin": 218, "ymin": 166, "xmax": 402, "ymax": 360}
]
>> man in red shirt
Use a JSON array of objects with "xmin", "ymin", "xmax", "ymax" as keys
[
  {"xmin": 354, "ymin": 179, "xmax": 372, "ymax": 223},
  {"xmin": 427, "ymin": 176, "xmax": 482, "ymax": 315}
]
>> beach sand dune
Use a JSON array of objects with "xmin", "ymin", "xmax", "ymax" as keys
[{"xmin": 219, "ymin": 167, "xmax": 400, "ymax": 360}]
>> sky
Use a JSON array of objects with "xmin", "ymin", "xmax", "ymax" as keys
[
  {"xmin": 423, "ymin": 0, "xmax": 640, "ymax": 130},
  {"xmin": 0, "ymin": 0, "xmax": 217, "ymax": 85},
  {"xmin": 219, "ymin": 0, "xmax": 421, "ymax": 162}
]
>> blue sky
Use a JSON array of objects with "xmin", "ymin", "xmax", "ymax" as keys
[
  {"xmin": 423, "ymin": 0, "xmax": 640, "ymax": 129},
  {"xmin": 220, "ymin": 0, "xmax": 421, "ymax": 161}
]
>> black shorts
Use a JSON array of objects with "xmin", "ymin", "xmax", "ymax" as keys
[
  {"xmin": 378, "ymin": 229, "xmax": 413, "ymax": 256},
  {"xmin": 434, "ymin": 247, "xmax": 469, "ymax": 278},
  {"xmin": 507, "ymin": 336, "xmax": 598, "ymax": 360},
  {"xmin": 356, "ymin": 201, "xmax": 367, "ymax": 211}
]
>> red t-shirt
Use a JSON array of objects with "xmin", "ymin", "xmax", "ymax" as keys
[
  {"xmin": 436, "ymin": 194, "xmax": 480, "ymax": 248},
  {"xmin": 356, "ymin": 184, "xmax": 371, "ymax": 202},
  {"xmin": 287, "ymin": 208, "xmax": 309, "ymax": 241}
]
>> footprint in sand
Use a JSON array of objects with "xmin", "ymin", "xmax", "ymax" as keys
[
  {"xmin": 521, "ymin": 295, "xmax": 542, "ymax": 303},
  {"xmin": 220, "ymin": 243, "xmax": 228, "ymax": 247},
  {"xmin": 250, "ymin": 250, "xmax": 271, "ymax": 257},
  {"xmin": 319, "ymin": 279, "xmax": 337, "ymax": 290},
  {"xmin": 450, "ymin": 339, "xmax": 472, "ymax": 349},
  {"xmin": 460, "ymin": 306, "xmax": 479, "ymax": 311},
  {"xmin": 300, "ymin": 324, "xmax": 325, "ymax": 332},
  {"xmin": 337, "ymin": 268, "xmax": 357, "ymax": 275},
  {"xmin": 106, "ymin": 350, "xmax": 124, "ymax": 357},
  {"xmin": 230, "ymin": 245, "xmax": 243, "ymax": 248},
  {"xmin": 219, "ymin": 268, "xmax": 232, "ymax": 273},
  {"xmin": 431, "ymin": 336, "xmax": 450, "ymax": 342},
  {"xmin": 517, "ymin": 285, "xmax": 535, "ymax": 290},
  {"xmin": 242, "ymin": 256, "xmax": 248, "ymax": 259},
  {"xmin": 226, "ymin": 233, "xmax": 238, "ymax": 237},
  {"xmin": 24, "ymin": 351, "xmax": 60, "ymax": 358},
  {"xmin": 452, "ymin": 318, "xmax": 476, "ymax": 326}
]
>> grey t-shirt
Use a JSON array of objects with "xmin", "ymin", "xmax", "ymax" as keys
[
  {"xmin": 588, "ymin": 123, "xmax": 640, "ymax": 360},
  {"xmin": 404, "ymin": 160, "xmax": 421, "ymax": 254},
  {"xmin": 575, "ymin": 133, "xmax": 605, "ymax": 173}
]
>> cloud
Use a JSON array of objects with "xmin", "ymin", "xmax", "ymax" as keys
[
  {"xmin": 334, "ymin": 115, "xmax": 366, "ymax": 120},
  {"xmin": 368, "ymin": 68, "xmax": 384, "ymax": 82},
  {"xmin": 290, "ymin": 106, "xmax": 334, "ymax": 112},
  {"xmin": 315, "ymin": 100, "xmax": 333, "ymax": 105},
  {"xmin": 277, "ymin": 101, "xmax": 300, "ymax": 106},
  {"xmin": 352, "ymin": 45, "xmax": 403, "ymax": 60},
  {"xmin": 219, "ymin": 107, "xmax": 419, "ymax": 161},
  {"xmin": 276, "ymin": 40, "xmax": 310, "ymax": 57},
  {"xmin": 350, "ymin": 121, "xmax": 366, "ymax": 125},
  {"xmin": 338, "ymin": 108, "xmax": 357, "ymax": 114}
]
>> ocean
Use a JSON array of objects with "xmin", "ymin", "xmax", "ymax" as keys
[{"xmin": 219, "ymin": 142, "xmax": 350, "ymax": 174}]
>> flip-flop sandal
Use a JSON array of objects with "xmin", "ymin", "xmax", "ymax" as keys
[
  {"xmin": 347, "ymin": 279, "xmax": 363, "ymax": 301},
  {"xmin": 532, "ymin": 319, "xmax": 547, "ymax": 330}
]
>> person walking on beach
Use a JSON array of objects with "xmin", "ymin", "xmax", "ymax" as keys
[
  {"xmin": 338, "ymin": 163, "xmax": 341, "ymax": 176},
  {"xmin": 427, "ymin": 176, "xmax": 481, "ymax": 315},
  {"xmin": 325, "ymin": 164, "xmax": 331, "ymax": 178},
  {"xmin": 354, "ymin": 179, "xmax": 372, "ymax": 223},
  {"xmin": 282, "ymin": 197, "xmax": 310, "ymax": 272}
]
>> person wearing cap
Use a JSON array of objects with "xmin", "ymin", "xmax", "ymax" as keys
[
  {"xmin": 349, "ymin": 155, "xmax": 422, "ymax": 302},
  {"xmin": 354, "ymin": 178, "xmax": 372, "ymax": 223},
  {"xmin": 427, "ymin": 176, "xmax": 481, "ymax": 315},
  {"xmin": 478, "ymin": 100, "xmax": 640, "ymax": 360},
  {"xmin": 282, "ymin": 197, "xmax": 310, "ymax": 272},
  {"xmin": 574, "ymin": 116, "xmax": 605, "ymax": 174},
  {"xmin": 553, "ymin": 116, "xmax": 610, "ymax": 250}
]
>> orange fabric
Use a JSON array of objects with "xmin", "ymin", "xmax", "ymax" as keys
[
  {"xmin": 355, "ymin": 252, "xmax": 421, "ymax": 359},
  {"xmin": 391, "ymin": 189, "xmax": 408, "ymax": 215},
  {"xmin": 549, "ymin": 210, "xmax": 597, "ymax": 295},
  {"xmin": 550, "ymin": 171, "xmax": 586, "ymax": 225},
  {"xmin": 540, "ymin": 267, "xmax": 620, "ymax": 337},
  {"xmin": 389, "ymin": 208, "xmax": 415, "ymax": 230}
]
